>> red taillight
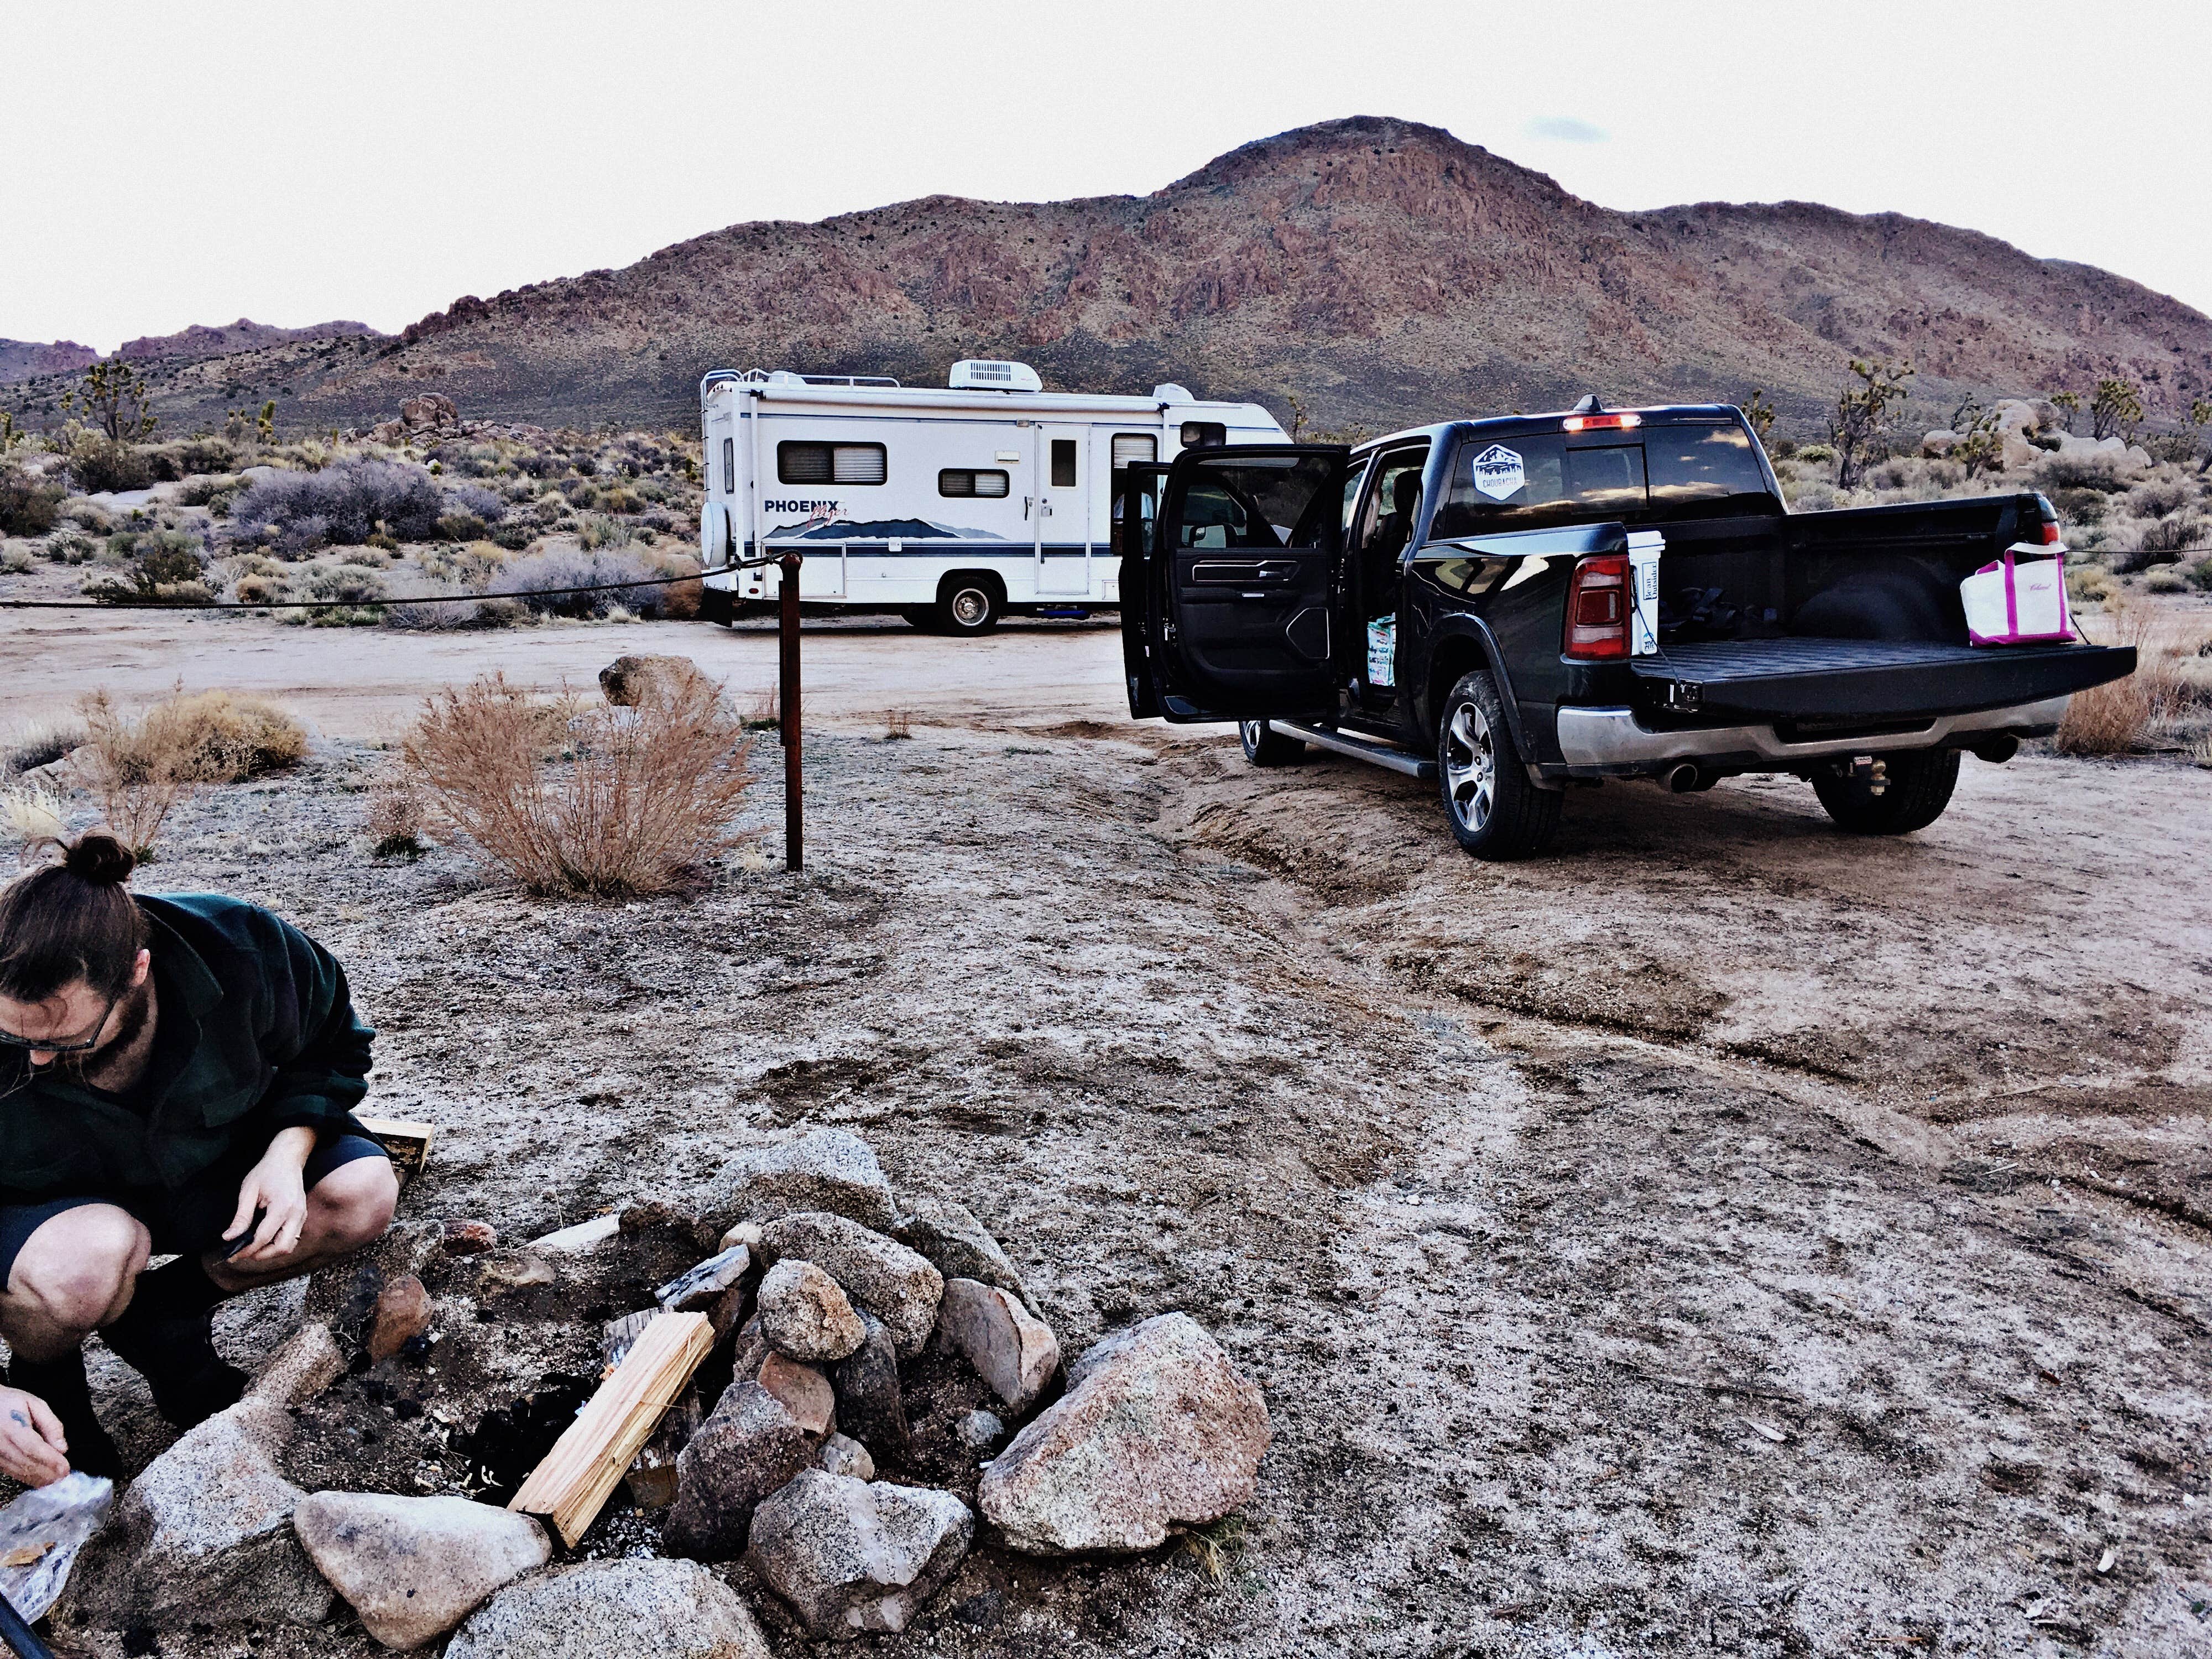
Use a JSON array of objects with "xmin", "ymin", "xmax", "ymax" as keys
[
  {"xmin": 1563, "ymin": 554, "xmax": 1630, "ymax": 660},
  {"xmin": 1562, "ymin": 412, "xmax": 1642, "ymax": 432},
  {"xmin": 2038, "ymin": 519, "xmax": 2062, "ymax": 545}
]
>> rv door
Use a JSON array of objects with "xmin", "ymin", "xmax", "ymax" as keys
[{"xmin": 1139, "ymin": 445, "xmax": 1347, "ymax": 722}]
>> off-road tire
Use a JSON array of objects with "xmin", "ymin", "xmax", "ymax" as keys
[
  {"xmin": 936, "ymin": 578, "xmax": 1002, "ymax": 637},
  {"xmin": 1811, "ymin": 747, "xmax": 1960, "ymax": 836},
  {"xmin": 1437, "ymin": 669, "xmax": 1561, "ymax": 859},
  {"xmin": 1239, "ymin": 720, "xmax": 1306, "ymax": 766}
]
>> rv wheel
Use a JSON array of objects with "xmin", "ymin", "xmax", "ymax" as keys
[
  {"xmin": 899, "ymin": 606, "xmax": 937, "ymax": 631},
  {"xmin": 937, "ymin": 580, "xmax": 1002, "ymax": 637}
]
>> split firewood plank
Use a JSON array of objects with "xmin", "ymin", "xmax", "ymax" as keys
[
  {"xmin": 509, "ymin": 1311, "xmax": 713, "ymax": 1545},
  {"xmin": 357, "ymin": 1117, "xmax": 435, "ymax": 1187},
  {"xmin": 601, "ymin": 1311, "xmax": 701, "ymax": 1508}
]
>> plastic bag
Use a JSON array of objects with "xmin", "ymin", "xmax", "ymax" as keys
[{"xmin": 1366, "ymin": 614, "xmax": 1396, "ymax": 687}]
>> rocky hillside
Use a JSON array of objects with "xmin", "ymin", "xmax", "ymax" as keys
[{"xmin": 10, "ymin": 117, "xmax": 2211, "ymax": 436}]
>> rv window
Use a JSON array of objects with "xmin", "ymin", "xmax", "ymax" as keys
[
  {"xmin": 1112, "ymin": 434, "xmax": 1157, "ymax": 468},
  {"xmin": 938, "ymin": 468, "xmax": 1010, "ymax": 498},
  {"xmin": 721, "ymin": 437, "xmax": 734, "ymax": 494},
  {"xmin": 778, "ymin": 442, "xmax": 889, "ymax": 486},
  {"xmin": 1180, "ymin": 422, "xmax": 1227, "ymax": 448},
  {"xmin": 1050, "ymin": 439, "xmax": 1078, "ymax": 488}
]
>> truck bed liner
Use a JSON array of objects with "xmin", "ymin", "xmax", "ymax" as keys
[{"xmin": 1630, "ymin": 637, "xmax": 2135, "ymax": 722}]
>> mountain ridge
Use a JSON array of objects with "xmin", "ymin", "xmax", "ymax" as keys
[{"xmin": 7, "ymin": 117, "xmax": 2208, "ymax": 436}]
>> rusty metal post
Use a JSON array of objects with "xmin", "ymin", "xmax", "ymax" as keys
[{"xmin": 778, "ymin": 549, "xmax": 803, "ymax": 872}]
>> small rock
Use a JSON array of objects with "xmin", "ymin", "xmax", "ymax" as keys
[
  {"xmin": 894, "ymin": 1198, "xmax": 1035, "ymax": 1312},
  {"xmin": 294, "ymin": 1493, "xmax": 550, "ymax": 1650},
  {"xmin": 747, "ymin": 1471, "xmax": 973, "ymax": 1637},
  {"xmin": 718, "ymin": 1220, "xmax": 763, "ymax": 1254},
  {"xmin": 819, "ymin": 1433, "xmax": 874, "ymax": 1481},
  {"xmin": 529, "ymin": 1213, "xmax": 621, "ymax": 1253},
  {"xmin": 619, "ymin": 1194, "xmax": 696, "ymax": 1237},
  {"xmin": 1919, "ymin": 429, "xmax": 1959, "ymax": 458},
  {"xmin": 599, "ymin": 654, "xmax": 711, "ymax": 708},
  {"xmin": 756, "ymin": 1353, "xmax": 835, "ymax": 1438},
  {"xmin": 441, "ymin": 1219, "xmax": 498, "ymax": 1256},
  {"xmin": 249, "ymin": 1323, "xmax": 345, "ymax": 1407},
  {"xmin": 446, "ymin": 1558, "xmax": 770, "ymax": 1659},
  {"xmin": 757, "ymin": 1213, "xmax": 942, "ymax": 1358},
  {"xmin": 758, "ymin": 1259, "xmax": 865, "ymax": 1362},
  {"xmin": 476, "ymin": 1254, "xmax": 556, "ymax": 1292},
  {"xmin": 658, "ymin": 1244, "xmax": 750, "ymax": 1313},
  {"xmin": 729, "ymin": 1314, "xmax": 770, "ymax": 1380},
  {"xmin": 84, "ymin": 1398, "xmax": 332, "ymax": 1626},
  {"xmin": 830, "ymin": 1313, "xmax": 910, "ymax": 1459},
  {"xmin": 368, "ymin": 1274, "xmax": 433, "ymax": 1363},
  {"xmin": 956, "ymin": 1410, "xmax": 1005, "ymax": 1452},
  {"xmin": 936, "ymin": 1279, "xmax": 1058, "ymax": 1412},
  {"xmin": 601, "ymin": 1310, "xmax": 659, "ymax": 1371},
  {"xmin": 663, "ymin": 1382, "xmax": 823, "ymax": 1560},
  {"xmin": 706, "ymin": 1130, "xmax": 898, "ymax": 1233},
  {"xmin": 979, "ymin": 1312, "xmax": 1270, "ymax": 1554}
]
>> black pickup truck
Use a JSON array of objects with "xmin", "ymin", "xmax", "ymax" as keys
[{"xmin": 1118, "ymin": 400, "xmax": 2136, "ymax": 858}]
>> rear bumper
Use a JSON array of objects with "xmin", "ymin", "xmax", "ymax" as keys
[{"xmin": 1554, "ymin": 696, "xmax": 2069, "ymax": 774}]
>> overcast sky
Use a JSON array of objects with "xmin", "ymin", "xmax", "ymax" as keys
[{"xmin": 9, "ymin": 0, "xmax": 2209, "ymax": 351}]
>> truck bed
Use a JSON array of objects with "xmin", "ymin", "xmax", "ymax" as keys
[{"xmin": 1627, "ymin": 637, "xmax": 2135, "ymax": 724}]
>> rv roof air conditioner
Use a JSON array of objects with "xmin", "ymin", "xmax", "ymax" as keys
[
  {"xmin": 949, "ymin": 359, "xmax": 1042, "ymax": 393},
  {"xmin": 1152, "ymin": 383, "xmax": 1195, "ymax": 404}
]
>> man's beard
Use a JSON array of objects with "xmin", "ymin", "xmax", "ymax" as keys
[{"xmin": 52, "ymin": 980, "xmax": 152, "ymax": 1078}]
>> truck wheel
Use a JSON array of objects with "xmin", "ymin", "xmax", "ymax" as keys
[
  {"xmin": 899, "ymin": 606, "xmax": 937, "ymax": 631},
  {"xmin": 1239, "ymin": 720, "xmax": 1305, "ymax": 766},
  {"xmin": 936, "ymin": 580, "xmax": 1001, "ymax": 637},
  {"xmin": 1812, "ymin": 748, "xmax": 1960, "ymax": 836},
  {"xmin": 1437, "ymin": 670, "xmax": 1560, "ymax": 859}
]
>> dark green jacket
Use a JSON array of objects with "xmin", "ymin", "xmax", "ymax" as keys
[{"xmin": 0, "ymin": 893, "xmax": 374, "ymax": 1202}]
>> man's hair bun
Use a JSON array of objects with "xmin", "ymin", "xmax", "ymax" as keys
[{"xmin": 61, "ymin": 831, "xmax": 137, "ymax": 887}]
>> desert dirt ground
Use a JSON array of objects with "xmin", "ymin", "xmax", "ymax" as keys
[{"xmin": 8, "ymin": 611, "xmax": 2211, "ymax": 1657}]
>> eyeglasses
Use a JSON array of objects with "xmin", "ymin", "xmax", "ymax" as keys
[{"xmin": 0, "ymin": 990, "xmax": 122, "ymax": 1056}]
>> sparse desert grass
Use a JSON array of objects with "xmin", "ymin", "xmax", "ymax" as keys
[
  {"xmin": 0, "ymin": 775, "xmax": 67, "ymax": 851},
  {"xmin": 2, "ymin": 716, "xmax": 87, "ymax": 775},
  {"xmin": 884, "ymin": 708, "xmax": 914, "ymax": 740},
  {"xmin": 401, "ymin": 671, "xmax": 754, "ymax": 896},
  {"xmin": 2054, "ymin": 603, "xmax": 2197, "ymax": 756}
]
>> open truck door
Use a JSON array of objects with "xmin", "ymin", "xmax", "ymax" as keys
[{"xmin": 1121, "ymin": 445, "xmax": 1347, "ymax": 722}]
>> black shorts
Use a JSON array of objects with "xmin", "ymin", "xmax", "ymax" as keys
[{"xmin": 0, "ymin": 1129, "xmax": 389, "ymax": 1287}]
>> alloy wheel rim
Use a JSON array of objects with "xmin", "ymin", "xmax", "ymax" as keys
[
  {"xmin": 1444, "ymin": 700, "xmax": 1496, "ymax": 832},
  {"xmin": 951, "ymin": 588, "xmax": 989, "ymax": 626}
]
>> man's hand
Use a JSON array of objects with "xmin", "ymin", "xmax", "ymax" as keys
[
  {"xmin": 224, "ymin": 1126, "xmax": 319, "ymax": 1269},
  {"xmin": 0, "ymin": 1385, "xmax": 70, "ymax": 1486}
]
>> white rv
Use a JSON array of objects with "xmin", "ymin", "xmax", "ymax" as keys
[{"xmin": 696, "ymin": 361, "xmax": 1287, "ymax": 633}]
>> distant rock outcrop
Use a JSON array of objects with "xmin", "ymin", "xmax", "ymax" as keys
[
  {"xmin": 114, "ymin": 317, "xmax": 382, "ymax": 361},
  {"xmin": 0, "ymin": 338, "xmax": 98, "ymax": 385}
]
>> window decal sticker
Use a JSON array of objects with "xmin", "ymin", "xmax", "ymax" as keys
[{"xmin": 1471, "ymin": 444, "xmax": 1526, "ymax": 500}]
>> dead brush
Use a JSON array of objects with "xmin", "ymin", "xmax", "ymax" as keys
[
  {"xmin": 743, "ymin": 683, "xmax": 779, "ymax": 731},
  {"xmin": 2054, "ymin": 602, "xmax": 2187, "ymax": 756},
  {"xmin": 135, "ymin": 688, "xmax": 310, "ymax": 781},
  {"xmin": 74, "ymin": 690, "xmax": 193, "ymax": 858},
  {"xmin": 365, "ymin": 777, "xmax": 426, "ymax": 859},
  {"xmin": 402, "ymin": 671, "xmax": 755, "ymax": 897},
  {"xmin": 883, "ymin": 707, "xmax": 914, "ymax": 740}
]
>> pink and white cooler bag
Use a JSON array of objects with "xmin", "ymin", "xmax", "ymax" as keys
[{"xmin": 1961, "ymin": 543, "xmax": 2073, "ymax": 646}]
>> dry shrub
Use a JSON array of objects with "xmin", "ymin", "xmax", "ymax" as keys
[
  {"xmin": 0, "ymin": 775, "xmax": 67, "ymax": 850},
  {"xmin": 135, "ymin": 689, "xmax": 310, "ymax": 781},
  {"xmin": 884, "ymin": 708, "xmax": 914, "ymax": 740},
  {"xmin": 2, "ymin": 717, "xmax": 86, "ymax": 776},
  {"xmin": 366, "ymin": 778, "xmax": 426, "ymax": 858},
  {"xmin": 2053, "ymin": 603, "xmax": 2185, "ymax": 756},
  {"xmin": 744, "ymin": 683, "xmax": 779, "ymax": 730},
  {"xmin": 75, "ymin": 691, "xmax": 192, "ymax": 857},
  {"xmin": 402, "ymin": 671, "xmax": 754, "ymax": 896}
]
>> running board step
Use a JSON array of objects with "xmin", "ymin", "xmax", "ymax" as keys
[{"xmin": 1272, "ymin": 722, "xmax": 1436, "ymax": 780}]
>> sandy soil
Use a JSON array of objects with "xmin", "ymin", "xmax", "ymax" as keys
[{"xmin": 7, "ymin": 613, "xmax": 2210, "ymax": 1656}]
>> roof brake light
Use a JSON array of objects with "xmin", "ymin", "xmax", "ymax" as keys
[{"xmin": 1563, "ymin": 412, "xmax": 1642, "ymax": 433}]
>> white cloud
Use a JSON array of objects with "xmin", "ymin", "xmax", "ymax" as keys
[{"xmin": 1526, "ymin": 116, "xmax": 1610, "ymax": 144}]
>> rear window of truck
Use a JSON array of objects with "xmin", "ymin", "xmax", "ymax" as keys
[{"xmin": 1430, "ymin": 421, "xmax": 1773, "ymax": 538}]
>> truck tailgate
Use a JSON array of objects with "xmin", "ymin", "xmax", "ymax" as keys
[{"xmin": 1630, "ymin": 638, "xmax": 2136, "ymax": 723}]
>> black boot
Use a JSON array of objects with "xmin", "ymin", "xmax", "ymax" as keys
[
  {"xmin": 100, "ymin": 1257, "xmax": 248, "ymax": 1430},
  {"xmin": 8, "ymin": 1348, "xmax": 123, "ymax": 1480}
]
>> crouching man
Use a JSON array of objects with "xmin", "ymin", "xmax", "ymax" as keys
[{"xmin": 0, "ymin": 832, "xmax": 398, "ymax": 1482}]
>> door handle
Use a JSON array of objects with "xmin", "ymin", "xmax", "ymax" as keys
[{"xmin": 1192, "ymin": 560, "xmax": 1296, "ymax": 584}]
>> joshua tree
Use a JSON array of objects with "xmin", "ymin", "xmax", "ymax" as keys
[
  {"xmin": 1827, "ymin": 357, "xmax": 1914, "ymax": 489},
  {"xmin": 2090, "ymin": 376, "xmax": 2143, "ymax": 443},
  {"xmin": 2049, "ymin": 389, "xmax": 2080, "ymax": 430},
  {"xmin": 1740, "ymin": 389, "xmax": 1776, "ymax": 452},
  {"xmin": 257, "ymin": 400, "xmax": 276, "ymax": 445},
  {"xmin": 60, "ymin": 360, "xmax": 157, "ymax": 442}
]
